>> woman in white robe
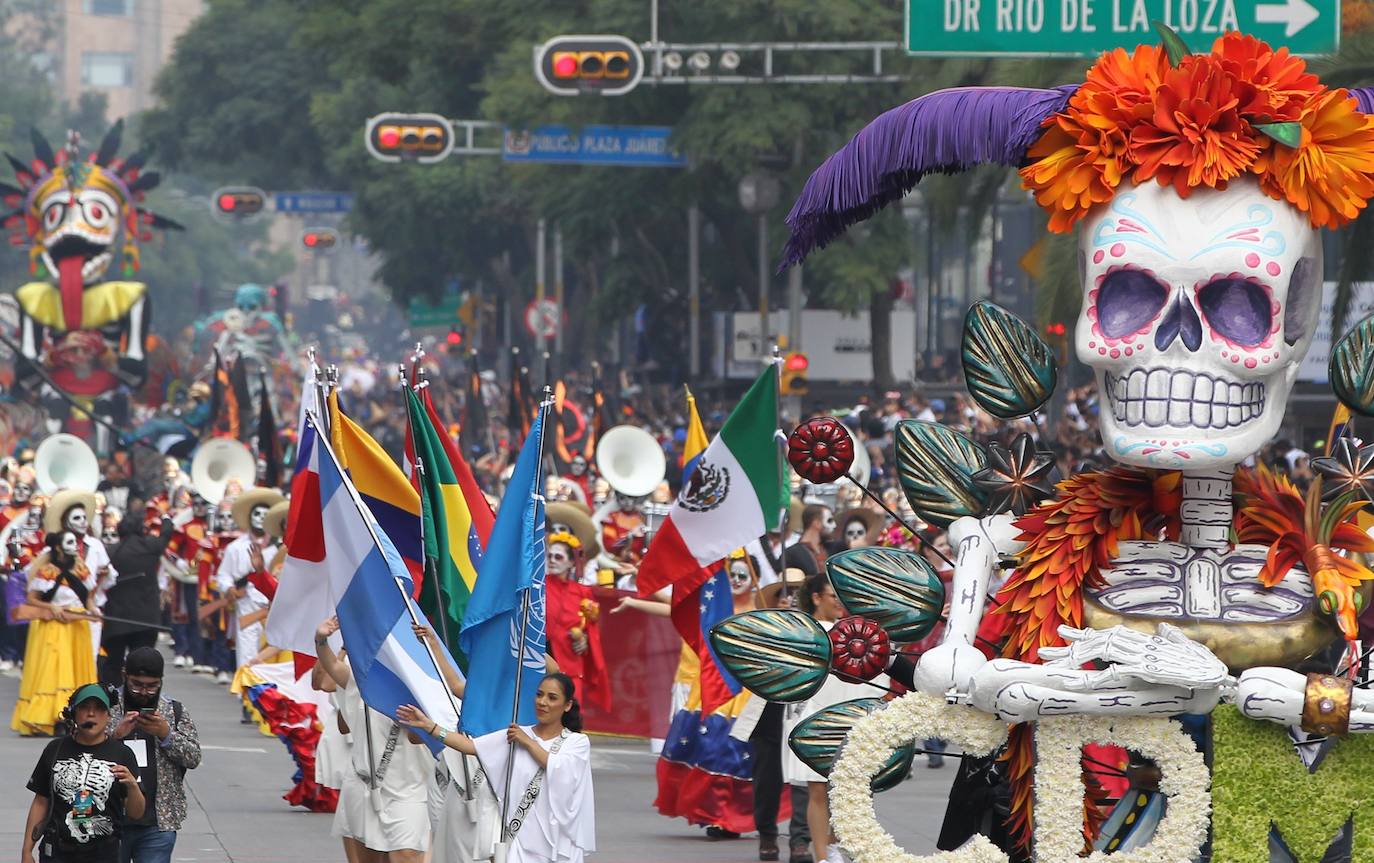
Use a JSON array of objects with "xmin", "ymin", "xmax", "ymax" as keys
[{"xmin": 398, "ymin": 672, "xmax": 596, "ymax": 863}]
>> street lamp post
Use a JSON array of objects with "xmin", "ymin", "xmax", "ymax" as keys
[{"xmin": 738, "ymin": 172, "xmax": 781, "ymax": 361}]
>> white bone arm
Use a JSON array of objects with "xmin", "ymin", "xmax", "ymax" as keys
[
  {"xmin": 912, "ymin": 513, "xmax": 1023, "ymax": 696},
  {"xmin": 1236, "ymin": 667, "xmax": 1374, "ymax": 732},
  {"xmin": 966, "ymin": 623, "xmax": 1229, "ymax": 722}
]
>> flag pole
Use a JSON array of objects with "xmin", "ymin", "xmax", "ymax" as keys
[
  {"xmin": 498, "ymin": 387, "xmax": 553, "ymax": 856},
  {"xmin": 770, "ymin": 346, "xmax": 792, "ymax": 605},
  {"xmin": 309, "ymin": 411, "xmax": 468, "ymax": 741}
]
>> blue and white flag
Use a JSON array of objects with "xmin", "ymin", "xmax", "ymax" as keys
[
  {"xmin": 459, "ymin": 408, "xmax": 547, "ymax": 736},
  {"xmin": 316, "ymin": 422, "xmax": 460, "ymax": 752}
]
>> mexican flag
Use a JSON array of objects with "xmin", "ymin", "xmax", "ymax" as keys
[{"xmin": 637, "ymin": 366, "xmax": 783, "ymax": 597}]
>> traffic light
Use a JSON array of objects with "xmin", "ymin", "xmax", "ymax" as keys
[
  {"xmin": 781, "ymin": 352, "xmax": 809, "ymax": 395},
  {"xmin": 365, "ymin": 113, "xmax": 455, "ymax": 164},
  {"xmin": 302, "ymin": 228, "xmax": 338, "ymax": 251},
  {"xmin": 445, "ymin": 328, "xmax": 464, "ymax": 349},
  {"xmin": 534, "ymin": 35, "xmax": 643, "ymax": 96},
  {"xmin": 1044, "ymin": 322, "xmax": 1068, "ymax": 337},
  {"xmin": 211, "ymin": 186, "xmax": 266, "ymax": 220}
]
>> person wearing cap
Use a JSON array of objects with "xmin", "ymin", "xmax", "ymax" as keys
[
  {"xmin": 108, "ymin": 647, "xmax": 201, "ymax": 863},
  {"xmin": 23, "ymin": 683, "xmax": 145, "ymax": 863},
  {"xmin": 211, "ymin": 488, "xmax": 283, "ymax": 680},
  {"xmin": 99, "ymin": 515, "xmax": 176, "ymax": 687}
]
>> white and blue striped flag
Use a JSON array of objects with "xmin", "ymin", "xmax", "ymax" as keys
[{"xmin": 315, "ymin": 420, "xmax": 460, "ymax": 752}]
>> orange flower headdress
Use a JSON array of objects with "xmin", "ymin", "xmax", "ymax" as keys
[
  {"xmin": 781, "ymin": 29, "xmax": 1374, "ymax": 267},
  {"xmin": 1022, "ymin": 32, "xmax": 1374, "ymax": 232}
]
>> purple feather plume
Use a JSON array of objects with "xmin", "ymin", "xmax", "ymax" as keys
[
  {"xmin": 780, "ymin": 85, "xmax": 1076, "ymax": 269},
  {"xmin": 1350, "ymin": 87, "xmax": 1374, "ymax": 115}
]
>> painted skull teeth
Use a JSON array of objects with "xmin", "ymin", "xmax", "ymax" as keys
[
  {"xmin": 1103, "ymin": 369, "xmax": 1266, "ymax": 430},
  {"xmin": 41, "ymin": 225, "xmax": 114, "ymax": 286}
]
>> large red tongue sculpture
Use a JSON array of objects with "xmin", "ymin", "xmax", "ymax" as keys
[{"xmin": 57, "ymin": 256, "xmax": 85, "ymax": 330}]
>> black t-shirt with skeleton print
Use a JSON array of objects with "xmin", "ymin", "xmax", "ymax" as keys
[{"xmin": 27, "ymin": 736, "xmax": 138, "ymax": 861}]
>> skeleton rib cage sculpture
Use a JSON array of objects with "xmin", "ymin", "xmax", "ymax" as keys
[{"xmin": 712, "ymin": 28, "xmax": 1374, "ymax": 862}]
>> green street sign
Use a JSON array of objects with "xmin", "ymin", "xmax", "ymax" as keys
[
  {"xmin": 408, "ymin": 297, "xmax": 461, "ymax": 328},
  {"xmin": 907, "ymin": 0, "xmax": 1339, "ymax": 57}
]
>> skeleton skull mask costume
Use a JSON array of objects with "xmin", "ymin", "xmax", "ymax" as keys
[
  {"xmin": 1079, "ymin": 179, "xmax": 1323, "ymax": 470},
  {"xmin": 249, "ymin": 504, "xmax": 268, "ymax": 534}
]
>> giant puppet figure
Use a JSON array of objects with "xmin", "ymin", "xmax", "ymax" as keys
[
  {"xmin": 2, "ymin": 122, "xmax": 178, "ymax": 450},
  {"xmin": 713, "ymin": 29, "xmax": 1374, "ymax": 863}
]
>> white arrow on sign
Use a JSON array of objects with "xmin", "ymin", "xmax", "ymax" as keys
[{"xmin": 1255, "ymin": 0, "xmax": 1321, "ymax": 37}]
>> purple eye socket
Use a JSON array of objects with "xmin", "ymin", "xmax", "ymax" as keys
[
  {"xmin": 1197, "ymin": 277, "xmax": 1273, "ymax": 347},
  {"xmin": 1096, "ymin": 269, "xmax": 1169, "ymax": 338}
]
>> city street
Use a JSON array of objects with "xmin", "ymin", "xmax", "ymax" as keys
[{"xmin": 0, "ymin": 653, "xmax": 952, "ymax": 862}]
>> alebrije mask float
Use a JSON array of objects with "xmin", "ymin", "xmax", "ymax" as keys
[{"xmin": 0, "ymin": 121, "xmax": 180, "ymax": 331}]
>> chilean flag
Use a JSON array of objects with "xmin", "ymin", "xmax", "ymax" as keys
[{"xmin": 265, "ymin": 388, "xmax": 330, "ymax": 678}]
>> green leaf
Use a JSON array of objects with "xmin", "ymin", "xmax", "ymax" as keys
[
  {"xmin": 787, "ymin": 698, "xmax": 915, "ymax": 791},
  {"xmin": 961, "ymin": 301, "xmax": 1058, "ymax": 419},
  {"xmin": 1330, "ymin": 313, "xmax": 1374, "ymax": 417},
  {"xmin": 1152, "ymin": 20, "xmax": 1191, "ymax": 66},
  {"xmin": 895, "ymin": 420, "xmax": 989, "ymax": 528},
  {"xmin": 826, "ymin": 548, "xmax": 945, "ymax": 643},
  {"xmin": 1255, "ymin": 122, "xmax": 1304, "ymax": 149},
  {"xmin": 709, "ymin": 610, "xmax": 831, "ymax": 703}
]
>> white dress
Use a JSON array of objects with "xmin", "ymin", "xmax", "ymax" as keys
[
  {"xmin": 474, "ymin": 727, "xmax": 596, "ymax": 863},
  {"xmin": 329, "ymin": 681, "xmax": 432, "ymax": 853},
  {"xmin": 433, "ymin": 751, "xmax": 500, "ymax": 863},
  {"xmin": 315, "ymin": 687, "xmax": 350, "ymax": 791}
]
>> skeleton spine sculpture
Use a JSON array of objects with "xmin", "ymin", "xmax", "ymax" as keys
[
  {"xmin": 1, "ymin": 122, "xmax": 180, "ymax": 451},
  {"xmin": 716, "ymin": 28, "xmax": 1374, "ymax": 863}
]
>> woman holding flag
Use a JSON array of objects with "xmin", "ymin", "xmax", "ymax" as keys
[{"xmin": 396, "ymin": 672, "xmax": 596, "ymax": 863}]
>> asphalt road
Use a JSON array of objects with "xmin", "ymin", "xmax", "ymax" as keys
[{"xmin": 0, "ymin": 648, "xmax": 953, "ymax": 862}]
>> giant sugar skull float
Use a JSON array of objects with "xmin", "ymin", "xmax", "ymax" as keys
[{"xmin": 713, "ymin": 29, "xmax": 1374, "ymax": 862}]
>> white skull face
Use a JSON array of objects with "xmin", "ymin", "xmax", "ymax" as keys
[
  {"xmin": 249, "ymin": 504, "xmax": 268, "ymax": 533},
  {"xmin": 844, "ymin": 519, "xmax": 869, "ymax": 547},
  {"xmin": 819, "ymin": 508, "xmax": 837, "ymax": 538},
  {"xmin": 546, "ymin": 541, "xmax": 574, "ymax": 578},
  {"xmin": 60, "ymin": 531, "xmax": 79, "ymax": 556},
  {"xmin": 13, "ymin": 482, "xmax": 32, "ymax": 504},
  {"xmin": 727, "ymin": 559, "xmax": 753, "ymax": 596},
  {"xmin": 64, "ymin": 505, "xmax": 88, "ymax": 535},
  {"xmin": 1077, "ymin": 179, "xmax": 1323, "ymax": 470}
]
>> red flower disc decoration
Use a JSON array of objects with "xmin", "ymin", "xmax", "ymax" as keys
[
  {"xmin": 788, "ymin": 417, "xmax": 855, "ymax": 484},
  {"xmin": 829, "ymin": 615, "xmax": 891, "ymax": 682}
]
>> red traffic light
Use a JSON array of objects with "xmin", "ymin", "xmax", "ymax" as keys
[
  {"xmin": 784, "ymin": 352, "xmax": 809, "ymax": 372},
  {"xmin": 302, "ymin": 229, "xmax": 338, "ymax": 250},
  {"xmin": 212, "ymin": 187, "xmax": 266, "ymax": 219},
  {"xmin": 1045, "ymin": 322, "xmax": 1067, "ymax": 337},
  {"xmin": 365, "ymin": 113, "xmax": 454, "ymax": 164},
  {"xmin": 446, "ymin": 329, "xmax": 463, "ymax": 347},
  {"xmin": 535, "ymin": 35, "xmax": 643, "ymax": 96}
]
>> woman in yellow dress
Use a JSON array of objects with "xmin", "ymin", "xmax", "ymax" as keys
[{"xmin": 10, "ymin": 530, "xmax": 98, "ymax": 735}]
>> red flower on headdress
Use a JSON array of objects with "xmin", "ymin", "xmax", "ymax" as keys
[
  {"xmin": 829, "ymin": 616, "xmax": 891, "ymax": 682},
  {"xmin": 1129, "ymin": 59, "xmax": 1263, "ymax": 196},
  {"xmin": 1214, "ymin": 32, "xmax": 1321, "ymax": 123},
  {"xmin": 787, "ymin": 417, "xmax": 854, "ymax": 484}
]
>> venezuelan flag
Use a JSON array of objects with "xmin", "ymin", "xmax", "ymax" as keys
[
  {"xmin": 682, "ymin": 386, "xmax": 710, "ymax": 482},
  {"xmin": 326, "ymin": 392, "xmax": 424, "ymax": 587}
]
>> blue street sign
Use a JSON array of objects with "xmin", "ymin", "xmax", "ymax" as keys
[
  {"xmin": 502, "ymin": 125, "xmax": 687, "ymax": 167},
  {"xmin": 273, "ymin": 191, "xmax": 355, "ymax": 214}
]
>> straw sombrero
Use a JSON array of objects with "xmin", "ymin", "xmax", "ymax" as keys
[
  {"xmin": 45, "ymin": 489, "xmax": 97, "ymax": 535},
  {"xmin": 231, "ymin": 488, "xmax": 285, "ymax": 532}
]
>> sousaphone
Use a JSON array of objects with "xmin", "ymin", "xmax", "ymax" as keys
[
  {"xmin": 33, "ymin": 433, "xmax": 99, "ymax": 494},
  {"xmin": 595, "ymin": 425, "xmax": 666, "ymax": 498},
  {"xmin": 191, "ymin": 438, "xmax": 257, "ymax": 505}
]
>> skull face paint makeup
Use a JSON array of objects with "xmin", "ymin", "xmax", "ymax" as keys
[
  {"xmin": 728, "ymin": 560, "xmax": 754, "ymax": 596},
  {"xmin": 546, "ymin": 542, "xmax": 575, "ymax": 578},
  {"xmin": 64, "ymin": 505, "xmax": 87, "ymax": 535},
  {"xmin": 249, "ymin": 504, "xmax": 268, "ymax": 533},
  {"xmin": 60, "ymin": 531, "xmax": 79, "ymax": 556}
]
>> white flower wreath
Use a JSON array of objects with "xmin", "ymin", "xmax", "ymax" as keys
[
  {"xmin": 829, "ymin": 692, "xmax": 1010, "ymax": 863},
  {"xmin": 1033, "ymin": 715, "xmax": 1210, "ymax": 863},
  {"xmin": 829, "ymin": 695, "xmax": 1211, "ymax": 863}
]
